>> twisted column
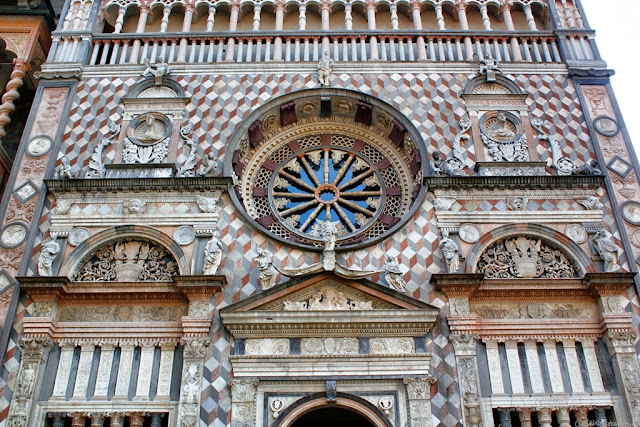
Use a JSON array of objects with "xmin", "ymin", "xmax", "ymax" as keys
[{"xmin": 0, "ymin": 58, "xmax": 31, "ymax": 140}]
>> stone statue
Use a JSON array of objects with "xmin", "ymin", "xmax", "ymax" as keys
[
  {"xmin": 55, "ymin": 157, "xmax": 74, "ymax": 179},
  {"xmin": 141, "ymin": 58, "xmax": 171, "ymax": 86},
  {"xmin": 317, "ymin": 51, "xmax": 335, "ymax": 86},
  {"xmin": 474, "ymin": 53, "xmax": 502, "ymax": 82},
  {"xmin": 38, "ymin": 234, "xmax": 59, "ymax": 277},
  {"xmin": 572, "ymin": 160, "xmax": 602, "ymax": 176},
  {"xmin": 593, "ymin": 230, "xmax": 620, "ymax": 272},
  {"xmin": 431, "ymin": 152, "xmax": 465, "ymax": 177},
  {"xmin": 383, "ymin": 255, "xmax": 407, "ymax": 292},
  {"xmin": 311, "ymin": 217, "xmax": 341, "ymax": 252},
  {"xmin": 203, "ymin": 230, "xmax": 223, "ymax": 275},
  {"xmin": 198, "ymin": 153, "xmax": 219, "ymax": 177},
  {"xmin": 254, "ymin": 247, "xmax": 277, "ymax": 290},
  {"xmin": 439, "ymin": 230, "xmax": 460, "ymax": 273}
]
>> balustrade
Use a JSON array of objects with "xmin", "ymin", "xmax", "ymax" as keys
[{"xmin": 84, "ymin": 31, "xmax": 563, "ymax": 66}]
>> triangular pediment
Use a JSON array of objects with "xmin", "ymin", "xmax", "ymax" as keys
[
  {"xmin": 222, "ymin": 272, "xmax": 437, "ymax": 313},
  {"xmin": 220, "ymin": 273, "xmax": 439, "ymax": 338}
]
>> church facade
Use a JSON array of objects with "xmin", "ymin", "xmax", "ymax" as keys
[{"xmin": 0, "ymin": 0, "xmax": 639, "ymax": 426}]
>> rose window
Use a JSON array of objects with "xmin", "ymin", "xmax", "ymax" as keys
[
  {"xmin": 227, "ymin": 93, "xmax": 426, "ymax": 251},
  {"xmin": 270, "ymin": 144, "xmax": 385, "ymax": 238}
]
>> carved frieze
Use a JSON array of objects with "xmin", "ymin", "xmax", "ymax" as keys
[
  {"xmin": 471, "ymin": 302, "xmax": 596, "ymax": 319},
  {"xmin": 58, "ymin": 304, "xmax": 186, "ymax": 322},
  {"xmin": 71, "ymin": 238, "xmax": 178, "ymax": 282},
  {"xmin": 300, "ymin": 337, "xmax": 358, "ymax": 355},
  {"xmin": 477, "ymin": 236, "xmax": 579, "ymax": 279}
]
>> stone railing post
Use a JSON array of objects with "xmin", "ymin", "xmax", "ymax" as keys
[
  {"xmin": 0, "ymin": 58, "xmax": 31, "ymax": 140},
  {"xmin": 403, "ymin": 376, "xmax": 436, "ymax": 427}
]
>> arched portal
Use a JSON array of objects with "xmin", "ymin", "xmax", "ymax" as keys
[{"xmin": 291, "ymin": 407, "xmax": 374, "ymax": 427}]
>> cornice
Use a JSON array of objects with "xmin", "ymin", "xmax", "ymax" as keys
[
  {"xmin": 424, "ymin": 175, "xmax": 604, "ymax": 191},
  {"xmin": 18, "ymin": 275, "xmax": 226, "ymax": 303},
  {"xmin": 432, "ymin": 272, "xmax": 637, "ymax": 301},
  {"xmin": 44, "ymin": 177, "xmax": 232, "ymax": 194},
  {"xmin": 221, "ymin": 309, "xmax": 437, "ymax": 338}
]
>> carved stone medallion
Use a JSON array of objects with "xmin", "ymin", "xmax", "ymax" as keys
[
  {"xmin": 593, "ymin": 115, "xmax": 619, "ymax": 137},
  {"xmin": 459, "ymin": 224, "xmax": 480, "ymax": 243},
  {"xmin": 27, "ymin": 136, "xmax": 52, "ymax": 157},
  {"xmin": 621, "ymin": 201, "xmax": 640, "ymax": 226},
  {"xmin": 565, "ymin": 224, "xmax": 588, "ymax": 244},
  {"xmin": 1, "ymin": 223, "xmax": 27, "ymax": 248},
  {"xmin": 173, "ymin": 226, "xmax": 196, "ymax": 245},
  {"xmin": 68, "ymin": 227, "xmax": 91, "ymax": 246}
]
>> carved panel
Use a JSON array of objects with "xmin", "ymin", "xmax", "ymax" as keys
[
  {"xmin": 477, "ymin": 236, "xmax": 579, "ymax": 279},
  {"xmin": 300, "ymin": 337, "xmax": 358, "ymax": 355},
  {"xmin": 71, "ymin": 238, "xmax": 179, "ymax": 282}
]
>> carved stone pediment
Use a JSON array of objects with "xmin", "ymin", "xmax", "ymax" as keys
[{"xmin": 220, "ymin": 273, "xmax": 439, "ymax": 338}]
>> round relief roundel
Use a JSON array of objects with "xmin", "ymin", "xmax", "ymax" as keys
[{"xmin": 228, "ymin": 92, "xmax": 427, "ymax": 251}]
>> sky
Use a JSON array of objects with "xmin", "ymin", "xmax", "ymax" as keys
[{"xmin": 580, "ymin": 0, "xmax": 640, "ymax": 157}]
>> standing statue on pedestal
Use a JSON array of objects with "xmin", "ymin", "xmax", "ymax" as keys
[
  {"xmin": 38, "ymin": 233, "xmax": 60, "ymax": 276},
  {"xmin": 439, "ymin": 230, "xmax": 460, "ymax": 273},
  {"xmin": 383, "ymin": 255, "xmax": 407, "ymax": 293},
  {"xmin": 317, "ymin": 51, "xmax": 335, "ymax": 86},
  {"xmin": 203, "ymin": 230, "xmax": 223, "ymax": 275},
  {"xmin": 254, "ymin": 247, "xmax": 277, "ymax": 290},
  {"xmin": 592, "ymin": 229, "xmax": 620, "ymax": 272}
]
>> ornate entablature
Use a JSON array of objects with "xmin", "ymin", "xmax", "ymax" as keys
[{"xmin": 225, "ymin": 89, "xmax": 427, "ymax": 251}]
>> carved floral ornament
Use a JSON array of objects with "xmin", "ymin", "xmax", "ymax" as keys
[
  {"xmin": 71, "ymin": 237, "xmax": 179, "ymax": 282},
  {"xmin": 476, "ymin": 235, "xmax": 580, "ymax": 279}
]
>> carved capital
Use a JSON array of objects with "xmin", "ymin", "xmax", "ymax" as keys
[
  {"xmin": 181, "ymin": 337, "xmax": 210, "ymax": 358},
  {"xmin": 19, "ymin": 337, "xmax": 52, "ymax": 360},
  {"xmin": 604, "ymin": 330, "xmax": 637, "ymax": 354},
  {"xmin": 403, "ymin": 376, "xmax": 435, "ymax": 400},
  {"xmin": 13, "ymin": 58, "xmax": 32, "ymax": 72},
  {"xmin": 450, "ymin": 333, "xmax": 478, "ymax": 356},
  {"xmin": 536, "ymin": 407, "xmax": 553, "ymax": 423}
]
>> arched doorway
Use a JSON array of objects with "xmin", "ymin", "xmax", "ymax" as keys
[{"xmin": 291, "ymin": 407, "xmax": 374, "ymax": 427}]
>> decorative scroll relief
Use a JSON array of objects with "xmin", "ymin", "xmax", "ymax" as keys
[
  {"xmin": 71, "ymin": 238, "xmax": 178, "ymax": 282},
  {"xmin": 245, "ymin": 339, "xmax": 290, "ymax": 356},
  {"xmin": 477, "ymin": 236, "xmax": 579, "ymax": 279},
  {"xmin": 58, "ymin": 304, "xmax": 187, "ymax": 322},
  {"xmin": 123, "ymin": 112, "xmax": 172, "ymax": 164},
  {"xmin": 370, "ymin": 337, "xmax": 414, "ymax": 354}
]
